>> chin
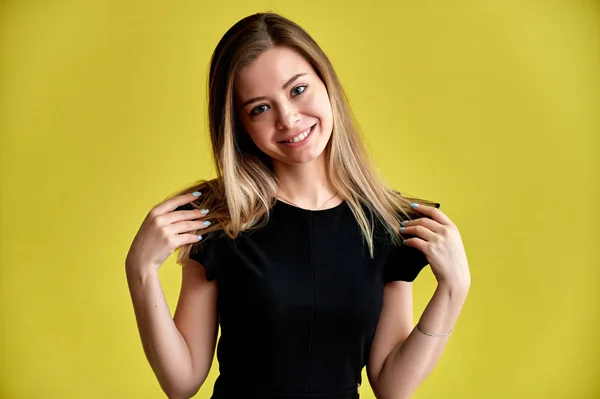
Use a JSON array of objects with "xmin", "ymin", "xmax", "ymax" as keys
[
  {"xmin": 275, "ymin": 147, "xmax": 327, "ymax": 166},
  {"xmin": 289, "ymin": 154, "xmax": 321, "ymax": 165}
]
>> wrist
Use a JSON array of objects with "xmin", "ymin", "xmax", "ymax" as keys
[
  {"xmin": 437, "ymin": 279, "xmax": 470, "ymax": 296},
  {"xmin": 125, "ymin": 262, "xmax": 158, "ymax": 284},
  {"xmin": 434, "ymin": 282, "xmax": 469, "ymax": 307}
]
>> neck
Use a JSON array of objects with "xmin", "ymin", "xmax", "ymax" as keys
[{"xmin": 272, "ymin": 153, "xmax": 339, "ymax": 209}]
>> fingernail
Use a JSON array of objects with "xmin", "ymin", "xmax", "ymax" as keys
[
  {"xmin": 410, "ymin": 203, "xmax": 419, "ymax": 208},
  {"xmin": 200, "ymin": 209, "xmax": 209, "ymax": 214},
  {"xmin": 192, "ymin": 191, "xmax": 202, "ymax": 196},
  {"xmin": 203, "ymin": 220, "xmax": 211, "ymax": 226},
  {"xmin": 401, "ymin": 220, "xmax": 409, "ymax": 226},
  {"xmin": 402, "ymin": 239, "xmax": 407, "ymax": 245},
  {"xmin": 400, "ymin": 226, "xmax": 405, "ymax": 231},
  {"xmin": 198, "ymin": 235, "xmax": 203, "ymax": 240}
]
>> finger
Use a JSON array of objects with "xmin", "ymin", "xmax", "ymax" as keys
[
  {"xmin": 174, "ymin": 204, "xmax": 210, "ymax": 219},
  {"xmin": 409, "ymin": 203, "xmax": 452, "ymax": 226},
  {"xmin": 158, "ymin": 208, "xmax": 208, "ymax": 229},
  {"xmin": 155, "ymin": 191, "xmax": 203, "ymax": 216},
  {"xmin": 401, "ymin": 236, "xmax": 427, "ymax": 253},
  {"xmin": 170, "ymin": 218, "xmax": 213, "ymax": 236},
  {"xmin": 401, "ymin": 224, "xmax": 436, "ymax": 242},
  {"xmin": 402, "ymin": 217, "xmax": 444, "ymax": 234},
  {"xmin": 174, "ymin": 233, "xmax": 206, "ymax": 247}
]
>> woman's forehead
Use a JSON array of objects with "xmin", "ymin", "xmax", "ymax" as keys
[{"xmin": 235, "ymin": 47, "xmax": 313, "ymax": 93}]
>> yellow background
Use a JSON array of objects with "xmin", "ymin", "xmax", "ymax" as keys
[{"xmin": 1, "ymin": 1, "xmax": 598, "ymax": 398}]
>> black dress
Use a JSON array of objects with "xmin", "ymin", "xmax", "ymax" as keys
[{"xmin": 188, "ymin": 199, "xmax": 431, "ymax": 399}]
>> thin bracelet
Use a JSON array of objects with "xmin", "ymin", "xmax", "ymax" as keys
[{"xmin": 416, "ymin": 323, "xmax": 455, "ymax": 337}]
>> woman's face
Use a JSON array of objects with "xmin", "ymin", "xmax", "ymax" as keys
[{"xmin": 234, "ymin": 46, "xmax": 333, "ymax": 166}]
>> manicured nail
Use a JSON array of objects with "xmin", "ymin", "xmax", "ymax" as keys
[
  {"xmin": 400, "ymin": 226, "xmax": 405, "ymax": 231},
  {"xmin": 203, "ymin": 220, "xmax": 211, "ymax": 226},
  {"xmin": 192, "ymin": 191, "xmax": 202, "ymax": 196},
  {"xmin": 200, "ymin": 209, "xmax": 209, "ymax": 214},
  {"xmin": 410, "ymin": 203, "xmax": 419, "ymax": 208},
  {"xmin": 401, "ymin": 220, "xmax": 409, "ymax": 226},
  {"xmin": 402, "ymin": 239, "xmax": 407, "ymax": 245},
  {"xmin": 198, "ymin": 235, "xmax": 203, "ymax": 240}
]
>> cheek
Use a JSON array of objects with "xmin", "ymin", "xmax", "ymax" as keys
[
  {"xmin": 239, "ymin": 113, "xmax": 268, "ymax": 139},
  {"xmin": 313, "ymin": 90, "xmax": 332, "ymax": 120},
  {"xmin": 245, "ymin": 122, "xmax": 274, "ymax": 149}
]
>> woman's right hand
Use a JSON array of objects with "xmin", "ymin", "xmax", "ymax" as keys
[{"xmin": 125, "ymin": 191, "xmax": 209, "ymax": 274}]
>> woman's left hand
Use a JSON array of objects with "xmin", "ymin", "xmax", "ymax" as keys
[{"xmin": 401, "ymin": 204, "xmax": 471, "ymax": 290}]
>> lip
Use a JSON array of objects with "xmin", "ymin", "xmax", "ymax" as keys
[{"xmin": 279, "ymin": 124, "xmax": 316, "ymax": 147}]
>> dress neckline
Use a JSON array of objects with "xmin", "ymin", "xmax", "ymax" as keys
[{"xmin": 274, "ymin": 198, "xmax": 347, "ymax": 213}]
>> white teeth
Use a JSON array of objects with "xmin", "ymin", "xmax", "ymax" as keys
[{"xmin": 286, "ymin": 126, "xmax": 312, "ymax": 143}]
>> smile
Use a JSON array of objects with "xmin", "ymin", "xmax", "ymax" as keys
[{"xmin": 279, "ymin": 124, "xmax": 316, "ymax": 146}]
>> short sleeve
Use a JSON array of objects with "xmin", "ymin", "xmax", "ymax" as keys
[
  {"xmin": 383, "ymin": 244, "xmax": 430, "ymax": 283},
  {"xmin": 382, "ymin": 201, "xmax": 441, "ymax": 283},
  {"xmin": 175, "ymin": 203, "xmax": 229, "ymax": 282},
  {"xmin": 189, "ymin": 232, "xmax": 229, "ymax": 282}
]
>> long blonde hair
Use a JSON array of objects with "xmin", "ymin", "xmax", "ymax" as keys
[{"xmin": 169, "ymin": 12, "xmax": 438, "ymax": 264}]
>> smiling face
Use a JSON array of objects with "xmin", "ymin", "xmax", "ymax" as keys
[{"xmin": 234, "ymin": 46, "xmax": 333, "ymax": 166}]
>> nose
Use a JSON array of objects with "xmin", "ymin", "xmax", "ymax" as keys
[{"xmin": 276, "ymin": 103, "xmax": 301, "ymax": 130}]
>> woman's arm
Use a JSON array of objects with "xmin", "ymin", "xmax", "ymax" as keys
[
  {"xmin": 126, "ymin": 257, "xmax": 218, "ymax": 399},
  {"xmin": 372, "ymin": 282, "xmax": 469, "ymax": 399}
]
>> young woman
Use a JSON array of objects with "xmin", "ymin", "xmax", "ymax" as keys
[{"xmin": 126, "ymin": 12, "xmax": 471, "ymax": 399}]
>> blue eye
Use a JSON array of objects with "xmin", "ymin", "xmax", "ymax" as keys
[
  {"xmin": 250, "ymin": 104, "xmax": 268, "ymax": 116},
  {"xmin": 292, "ymin": 85, "xmax": 307, "ymax": 96},
  {"xmin": 248, "ymin": 85, "xmax": 308, "ymax": 117}
]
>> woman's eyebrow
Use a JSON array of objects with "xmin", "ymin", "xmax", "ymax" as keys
[{"xmin": 243, "ymin": 73, "xmax": 308, "ymax": 107}]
